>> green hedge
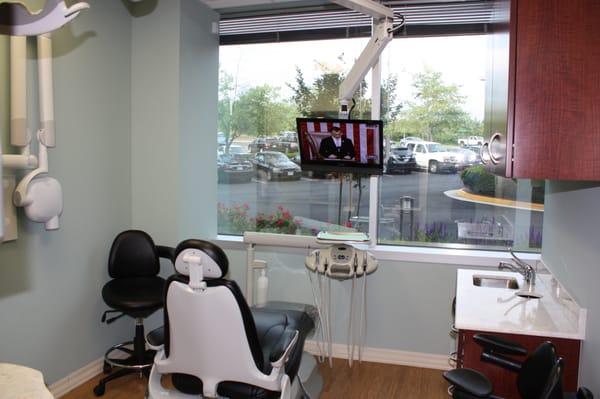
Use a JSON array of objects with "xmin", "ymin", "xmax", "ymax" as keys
[{"xmin": 461, "ymin": 165, "xmax": 496, "ymax": 195}]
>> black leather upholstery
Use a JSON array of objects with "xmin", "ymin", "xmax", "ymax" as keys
[
  {"xmin": 252, "ymin": 302, "xmax": 315, "ymax": 382},
  {"xmin": 517, "ymin": 342, "xmax": 561, "ymax": 399},
  {"xmin": 446, "ymin": 338, "xmax": 595, "ymax": 399},
  {"xmin": 96, "ymin": 230, "xmax": 173, "ymax": 396},
  {"xmin": 108, "ymin": 230, "xmax": 161, "ymax": 278},
  {"xmin": 102, "ymin": 276, "xmax": 165, "ymax": 318},
  {"xmin": 443, "ymin": 368, "xmax": 493, "ymax": 398},
  {"xmin": 173, "ymin": 239, "xmax": 229, "ymax": 278}
]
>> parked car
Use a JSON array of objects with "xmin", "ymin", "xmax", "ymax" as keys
[
  {"xmin": 279, "ymin": 131, "xmax": 298, "ymax": 142},
  {"xmin": 254, "ymin": 151, "xmax": 302, "ymax": 181},
  {"xmin": 412, "ymin": 141, "xmax": 459, "ymax": 173},
  {"xmin": 217, "ymin": 153, "xmax": 254, "ymax": 183},
  {"xmin": 447, "ymin": 146, "xmax": 481, "ymax": 170},
  {"xmin": 225, "ymin": 144, "xmax": 253, "ymax": 162},
  {"xmin": 248, "ymin": 137, "xmax": 267, "ymax": 153},
  {"xmin": 275, "ymin": 131, "xmax": 299, "ymax": 152},
  {"xmin": 457, "ymin": 136, "xmax": 484, "ymax": 147},
  {"xmin": 386, "ymin": 147, "xmax": 416, "ymax": 174},
  {"xmin": 265, "ymin": 137, "xmax": 282, "ymax": 151},
  {"xmin": 399, "ymin": 136, "xmax": 424, "ymax": 147}
]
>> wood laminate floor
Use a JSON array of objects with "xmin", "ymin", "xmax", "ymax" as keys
[{"xmin": 62, "ymin": 359, "xmax": 448, "ymax": 399}]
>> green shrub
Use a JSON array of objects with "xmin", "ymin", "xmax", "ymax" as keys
[{"xmin": 461, "ymin": 165, "xmax": 496, "ymax": 195}]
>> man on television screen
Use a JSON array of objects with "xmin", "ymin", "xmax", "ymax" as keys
[{"xmin": 319, "ymin": 126, "xmax": 356, "ymax": 160}]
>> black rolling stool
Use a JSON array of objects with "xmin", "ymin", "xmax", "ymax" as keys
[{"xmin": 94, "ymin": 230, "xmax": 173, "ymax": 396}]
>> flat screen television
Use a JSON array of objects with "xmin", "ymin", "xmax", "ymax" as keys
[{"xmin": 296, "ymin": 117, "xmax": 384, "ymax": 175}]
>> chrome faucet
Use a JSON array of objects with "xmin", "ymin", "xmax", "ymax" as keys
[{"xmin": 498, "ymin": 248, "xmax": 536, "ymax": 286}]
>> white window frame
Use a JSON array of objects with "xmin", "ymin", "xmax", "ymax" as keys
[{"xmin": 216, "ymin": 34, "xmax": 542, "ymax": 267}]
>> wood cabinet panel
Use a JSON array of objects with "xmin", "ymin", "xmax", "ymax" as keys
[
  {"xmin": 511, "ymin": 0, "xmax": 600, "ymax": 180},
  {"xmin": 459, "ymin": 330, "xmax": 581, "ymax": 398},
  {"xmin": 485, "ymin": 0, "xmax": 600, "ymax": 180}
]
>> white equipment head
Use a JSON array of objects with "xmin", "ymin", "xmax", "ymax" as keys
[{"xmin": 0, "ymin": 0, "xmax": 90, "ymax": 36}]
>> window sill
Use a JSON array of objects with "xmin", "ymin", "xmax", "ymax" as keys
[{"xmin": 214, "ymin": 234, "xmax": 541, "ymax": 268}]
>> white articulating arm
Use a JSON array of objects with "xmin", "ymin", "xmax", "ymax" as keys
[
  {"xmin": 332, "ymin": 0, "xmax": 399, "ymax": 119},
  {"xmin": 332, "ymin": 0, "xmax": 393, "ymax": 20},
  {"xmin": 0, "ymin": 3, "xmax": 88, "ymax": 242}
]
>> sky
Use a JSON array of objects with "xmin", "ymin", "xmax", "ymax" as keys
[{"xmin": 220, "ymin": 34, "xmax": 488, "ymax": 120}]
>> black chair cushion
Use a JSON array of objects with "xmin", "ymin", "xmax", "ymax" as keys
[
  {"xmin": 170, "ymin": 374, "xmax": 280, "ymax": 399},
  {"xmin": 443, "ymin": 368, "xmax": 493, "ymax": 398},
  {"xmin": 108, "ymin": 230, "xmax": 160, "ymax": 278},
  {"xmin": 102, "ymin": 276, "xmax": 165, "ymax": 317},
  {"xmin": 252, "ymin": 302, "xmax": 316, "ymax": 382}
]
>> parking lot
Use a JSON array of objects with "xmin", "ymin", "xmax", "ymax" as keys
[{"xmin": 218, "ymin": 170, "xmax": 544, "ymax": 249}]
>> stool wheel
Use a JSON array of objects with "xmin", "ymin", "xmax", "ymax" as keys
[{"xmin": 93, "ymin": 382, "xmax": 106, "ymax": 397}]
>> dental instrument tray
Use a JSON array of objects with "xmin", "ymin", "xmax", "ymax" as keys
[{"xmin": 316, "ymin": 231, "xmax": 369, "ymax": 243}]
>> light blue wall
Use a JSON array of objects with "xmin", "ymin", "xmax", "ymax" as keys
[
  {"xmin": 178, "ymin": 0, "xmax": 219, "ymax": 240},
  {"xmin": 0, "ymin": 0, "xmax": 133, "ymax": 383},
  {"xmin": 224, "ymin": 247, "xmax": 465, "ymax": 356},
  {"xmin": 130, "ymin": 0, "xmax": 218, "ymax": 244},
  {"xmin": 0, "ymin": 0, "xmax": 219, "ymax": 385},
  {"xmin": 129, "ymin": 0, "xmax": 219, "ymax": 333},
  {"xmin": 542, "ymin": 181, "xmax": 600, "ymax": 394}
]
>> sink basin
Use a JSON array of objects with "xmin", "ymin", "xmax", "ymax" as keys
[{"xmin": 473, "ymin": 275, "xmax": 520, "ymax": 290}]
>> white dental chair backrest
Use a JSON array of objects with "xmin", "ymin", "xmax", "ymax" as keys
[{"xmin": 158, "ymin": 239, "xmax": 278, "ymax": 397}]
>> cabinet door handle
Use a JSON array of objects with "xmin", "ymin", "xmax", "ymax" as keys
[{"xmin": 489, "ymin": 133, "xmax": 504, "ymax": 165}]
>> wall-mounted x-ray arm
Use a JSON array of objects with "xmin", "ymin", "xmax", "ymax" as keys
[
  {"xmin": 0, "ymin": 0, "xmax": 89, "ymax": 36},
  {"xmin": 331, "ymin": 0, "xmax": 402, "ymax": 119},
  {"xmin": 2, "ymin": 34, "xmax": 63, "ymax": 236},
  {"xmin": 12, "ymin": 34, "xmax": 63, "ymax": 231}
]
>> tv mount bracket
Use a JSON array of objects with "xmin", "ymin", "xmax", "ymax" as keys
[{"xmin": 333, "ymin": 0, "xmax": 404, "ymax": 119}]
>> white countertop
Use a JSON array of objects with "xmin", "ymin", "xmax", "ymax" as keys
[{"xmin": 455, "ymin": 269, "xmax": 586, "ymax": 340}]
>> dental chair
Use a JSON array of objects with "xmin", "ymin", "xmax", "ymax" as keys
[
  {"xmin": 145, "ymin": 239, "xmax": 315, "ymax": 399},
  {"xmin": 443, "ymin": 334, "xmax": 594, "ymax": 399}
]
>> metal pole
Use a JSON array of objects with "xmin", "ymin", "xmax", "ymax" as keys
[
  {"xmin": 368, "ymin": 25, "xmax": 382, "ymax": 245},
  {"xmin": 338, "ymin": 174, "xmax": 344, "ymax": 225}
]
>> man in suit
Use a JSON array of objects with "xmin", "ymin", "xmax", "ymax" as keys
[{"xmin": 319, "ymin": 126, "xmax": 356, "ymax": 160}]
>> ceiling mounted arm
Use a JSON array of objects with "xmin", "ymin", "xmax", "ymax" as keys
[
  {"xmin": 332, "ymin": 0, "xmax": 399, "ymax": 119},
  {"xmin": 331, "ymin": 0, "xmax": 393, "ymax": 20}
]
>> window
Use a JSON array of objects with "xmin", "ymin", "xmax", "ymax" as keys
[
  {"xmin": 377, "ymin": 35, "xmax": 543, "ymax": 252},
  {"xmin": 217, "ymin": 10, "xmax": 543, "ymax": 252},
  {"xmin": 218, "ymin": 39, "xmax": 372, "ymax": 237}
]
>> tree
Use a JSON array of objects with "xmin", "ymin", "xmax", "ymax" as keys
[
  {"xmin": 232, "ymin": 85, "xmax": 296, "ymax": 137},
  {"xmin": 289, "ymin": 63, "xmax": 398, "ymax": 121},
  {"xmin": 388, "ymin": 69, "xmax": 483, "ymax": 144},
  {"xmin": 219, "ymin": 70, "xmax": 296, "ymax": 148},
  {"xmin": 218, "ymin": 70, "xmax": 238, "ymax": 149}
]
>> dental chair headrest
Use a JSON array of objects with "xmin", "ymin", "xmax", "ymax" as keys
[{"xmin": 174, "ymin": 239, "xmax": 229, "ymax": 279}]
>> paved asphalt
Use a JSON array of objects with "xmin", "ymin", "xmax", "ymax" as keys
[{"xmin": 217, "ymin": 171, "xmax": 543, "ymax": 249}]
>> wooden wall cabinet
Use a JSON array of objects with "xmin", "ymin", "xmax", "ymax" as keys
[
  {"xmin": 483, "ymin": 0, "xmax": 600, "ymax": 180},
  {"xmin": 457, "ymin": 330, "xmax": 581, "ymax": 398}
]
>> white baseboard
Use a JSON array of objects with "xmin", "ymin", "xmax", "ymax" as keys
[
  {"xmin": 49, "ymin": 357, "xmax": 104, "ymax": 398},
  {"xmin": 49, "ymin": 351, "xmax": 128, "ymax": 398},
  {"xmin": 304, "ymin": 340, "xmax": 452, "ymax": 371}
]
